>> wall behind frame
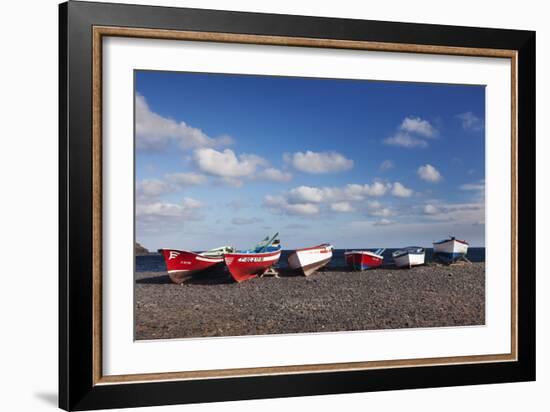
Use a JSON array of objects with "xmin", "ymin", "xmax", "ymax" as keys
[{"xmin": 0, "ymin": 0, "xmax": 546, "ymax": 412}]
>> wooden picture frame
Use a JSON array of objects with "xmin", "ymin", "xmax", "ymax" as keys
[{"xmin": 59, "ymin": 1, "xmax": 535, "ymax": 410}]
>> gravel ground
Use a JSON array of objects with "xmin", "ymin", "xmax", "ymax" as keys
[{"xmin": 135, "ymin": 262, "xmax": 485, "ymax": 340}]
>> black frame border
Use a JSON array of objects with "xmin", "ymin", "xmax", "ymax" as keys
[{"xmin": 59, "ymin": 1, "xmax": 535, "ymax": 410}]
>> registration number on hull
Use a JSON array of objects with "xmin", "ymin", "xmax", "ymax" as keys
[{"xmin": 238, "ymin": 257, "xmax": 264, "ymax": 263}]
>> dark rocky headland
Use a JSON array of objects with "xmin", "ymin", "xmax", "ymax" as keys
[{"xmin": 135, "ymin": 242, "xmax": 150, "ymax": 256}]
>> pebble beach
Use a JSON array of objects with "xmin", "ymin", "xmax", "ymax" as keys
[{"xmin": 135, "ymin": 262, "xmax": 485, "ymax": 340}]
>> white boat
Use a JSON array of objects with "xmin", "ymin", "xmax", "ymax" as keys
[
  {"xmin": 432, "ymin": 237, "xmax": 469, "ymax": 263},
  {"xmin": 392, "ymin": 247, "xmax": 425, "ymax": 268},
  {"xmin": 288, "ymin": 244, "xmax": 333, "ymax": 276}
]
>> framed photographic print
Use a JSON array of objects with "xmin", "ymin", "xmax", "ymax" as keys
[{"xmin": 59, "ymin": 1, "xmax": 536, "ymax": 410}]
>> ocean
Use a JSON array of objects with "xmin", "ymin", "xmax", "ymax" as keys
[{"xmin": 136, "ymin": 247, "xmax": 485, "ymax": 273}]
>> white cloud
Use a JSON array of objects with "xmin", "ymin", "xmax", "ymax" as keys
[
  {"xmin": 136, "ymin": 198, "xmax": 204, "ymax": 235},
  {"xmin": 417, "ymin": 164, "xmax": 443, "ymax": 182},
  {"xmin": 194, "ymin": 148, "xmax": 268, "ymax": 178},
  {"xmin": 285, "ymin": 151, "xmax": 353, "ymax": 174},
  {"xmin": 166, "ymin": 172, "xmax": 207, "ymax": 186},
  {"xmin": 287, "ymin": 186, "xmax": 325, "ymax": 203},
  {"xmin": 264, "ymin": 181, "xmax": 409, "ymax": 217},
  {"xmin": 285, "ymin": 203, "xmax": 321, "ymax": 215},
  {"xmin": 383, "ymin": 116, "xmax": 437, "ymax": 148},
  {"xmin": 193, "ymin": 148, "xmax": 291, "ymax": 186},
  {"xmin": 460, "ymin": 180, "xmax": 485, "ymax": 191},
  {"xmin": 335, "ymin": 182, "xmax": 389, "ymax": 199},
  {"xmin": 423, "ymin": 204, "xmax": 441, "ymax": 215},
  {"xmin": 379, "ymin": 160, "xmax": 395, "ymax": 171},
  {"xmin": 136, "ymin": 198, "xmax": 202, "ymax": 218},
  {"xmin": 364, "ymin": 200, "xmax": 390, "ymax": 217},
  {"xmin": 219, "ymin": 177, "xmax": 245, "ymax": 188},
  {"xmin": 400, "ymin": 116, "xmax": 436, "ymax": 137},
  {"xmin": 135, "ymin": 94, "xmax": 232, "ymax": 150},
  {"xmin": 263, "ymin": 195, "xmax": 320, "ymax": 216},
  {"xmin": 384, "ymin": 132, "xmax": 428, "ymax": 148},
  {"xmin": 366, "ymin": 200, "xmax": 382, "ymax": 209},
  {"xmin": 285, "ymin": 183, "xmax": 391, "ymax": 206},
  {"xmin": 421, "ymin": 202, "xmax": 484, "ymax": 224},
  {"xmin": 369, "ymin": 207, "xmax": 394, "ymax": 217},
  {"xmin": 330, "ymin": 202, "xmax": 355, "ymax": 212},
  {"xmin": 262, "ymin": 168, "xmax": 293, "ymax": 182},
  {"xmin": 231, "ymin": 217, "xmax": 262, "ymax": 225},
  {"xmin": 285, "ymin": 223, "xmax": 310, "ymax": 230},
  {"xmin": 136, "ymin": 179, "xmax": 174, "ymax": 199},
  {"xmin": 137, "ymin": 173, "xmax": 209, "ymax": 201},
  {"xmin": 373, "ymin": 218, "xmax": 394, "ymax": 226},
  {"xmin": 369, "ymin": 181, "xmax": 390, "ymax": 196},
  {"xmin": 391, "ymin": 182, "xmax": 414, "ymax": 197},
  {"xmin": 456, "ymin": 112, "xmax": 484, "ymax": 131}
]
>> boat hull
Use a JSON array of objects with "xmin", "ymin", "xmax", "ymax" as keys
[
  {"xmin": 345, "ymin": 251, "xmax": 384, "ymax": 270},
  {"xmin": 224, "ymin": 250, "xmax": 281, "ymax": 282},
  {"xmin": 393, "ymin": 252, "xmax": 425, "ymax": 268},
  {"xmin": 433, "ymin": 239, "xmax": 469, "ymax": 263},
  {"xmin": 288, "ymin": 244, "xmax": 333, "ymax": 276},
  {"xmin": 159, "ymin": 249, "xmax": 224, "ymax": 284}
]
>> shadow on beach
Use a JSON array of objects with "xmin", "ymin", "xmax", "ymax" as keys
[
  {"xmin": 136, "ymin": 264, "xmax": 416, "ymax": 285},
  {"xmin": 136, "ymin": 271, "xmax": 234, "ymax": 286},
  {"xmin": 185, "ymin": 274, "xmax": 234, "ymax": 285},
  {"xmin": 275, "ymin": 266, "xmax": 395, "ymax": 276},
  {"xmin": 135, "ymin": 274, "xmax": 173, "ymax": 284},
  {"xmin": 276, "ymin": 268, "xmax": 301, "ymax": 278},
  {"xmin": 136, "ymin": 262, "xmax": 458, "ymax": 287}
]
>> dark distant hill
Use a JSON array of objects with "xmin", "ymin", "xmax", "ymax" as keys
[{"xmin": 135, "ymin": 242, "xmax": 150, "ymax": 256}]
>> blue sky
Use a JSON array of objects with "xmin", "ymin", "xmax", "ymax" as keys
[{"xmin": 135, "ymin": 70, "xmax": 485, "ymax": 250}]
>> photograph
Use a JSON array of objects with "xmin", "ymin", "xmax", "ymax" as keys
[{"xmin": 134, "ymin": 70, "xmax": 487, "ymax": 340}]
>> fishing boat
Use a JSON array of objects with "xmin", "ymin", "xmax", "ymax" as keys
[
  {"xmin": 159, "ymin": 245, "xmax": 234, "ymax": 284},
  {"xmin": 392, "ymin": 246, "xmax": 425, "ymax": 268},
  {"xmin": 224, "ymin": 234, "xmax": 282, "ymax": 283},
  {"xmin": 432, "ymin": 237, "xmax": 469, "ymax": 263},
  {"xmin": 345, "ymin": 248, "xmax": 385, "ymax": 270},
  {"xmin": 288, "ymin": 244, "xmax": 333, "ymax": 276}
]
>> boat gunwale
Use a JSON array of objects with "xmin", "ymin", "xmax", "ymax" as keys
[
  {"xmin": 158, "ymin": 248, "xmax": 227, "ymax": 260},
  {"xmin": 293, "ymin": 244, "xmax": 333, "ymax": 253},
  {"xmin": 225, "ymin": 248, "xmax": 282, "ymax": 258},
  {"xmin": 392, "ymin": 247, "xmax": 425, "ymax": 257},
  {"xmin": 433, "ymin": 238, "xmax": 469, "ymax": 246}
]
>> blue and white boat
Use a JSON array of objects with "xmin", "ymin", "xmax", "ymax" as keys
[
  {"xmin": 392, "ymin": 247, "xmax": 425, "ymax": 268},
  {"xmin": 433, "ymin": 237, "xmax": 469, "ymax": 264}
]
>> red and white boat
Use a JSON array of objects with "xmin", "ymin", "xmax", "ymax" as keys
[
  {"xmin": 288, "ymin": 244, "xmax": 333, "ymax": 276},
  {"xmin": 159, "ymin": 246, "xmax": 234, "ymax": 284},
  {"xmin": 224, "ymin": 234, "xmax": 282, "ymax": 283},
  {"xmin": 345, "ymin": 248, "xmax": 385, "ymax": 271}
]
